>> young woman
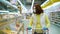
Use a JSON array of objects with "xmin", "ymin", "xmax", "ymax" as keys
[{"xmin": 28, "ymin": 4, "xmax": 50, "ymax": 34}]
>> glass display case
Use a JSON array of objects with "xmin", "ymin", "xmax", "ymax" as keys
[{"xmin": 0, "ymin": 11, "xmax": 24, "ymax": 34}]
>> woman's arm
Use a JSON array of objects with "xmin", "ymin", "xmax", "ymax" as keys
[{"xmin": 45, "ymin": 14, "xmax": 50, "ymax": 28}]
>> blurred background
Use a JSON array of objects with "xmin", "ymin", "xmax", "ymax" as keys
[{"xmin": 0, "ymin": 0, "xmax": 60, "ymax": 34}]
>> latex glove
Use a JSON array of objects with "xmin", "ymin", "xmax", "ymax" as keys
[
  {"xmin": 27, "ymin": 27, "xmax": 32, "ymax": 30},
  {"xmin": 42, "ymin": 27, "xmax": 48, "ymax": 30}
]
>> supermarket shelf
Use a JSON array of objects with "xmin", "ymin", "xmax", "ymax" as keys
[
  {"xmin": 0, "ymin": 19, "xmax": 15, "ymax": 29},
  {"xmin": 50, "ymin": 11, "xmax": 60, "ymax": 27},
  {"xmin": 0, "ymin": 16, "xmax": 20, "ymax": 29}
]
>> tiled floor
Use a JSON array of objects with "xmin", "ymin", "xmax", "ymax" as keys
[{"xmin": 49, "ymin": 24, "xmax": 60, "ymax": 34}]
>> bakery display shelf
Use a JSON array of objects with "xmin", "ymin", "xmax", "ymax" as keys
[{"xmin": 0, "ymin": 16, "xmax": 20, "ymax": 29}]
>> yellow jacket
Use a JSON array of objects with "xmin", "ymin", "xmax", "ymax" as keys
[{"xmin": 29, "ymin": 13, "xmax": 50, "ymax": 29}]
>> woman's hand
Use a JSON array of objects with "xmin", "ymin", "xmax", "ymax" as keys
[
  {"xmin": 27, "ymin": 27, "xmax": 32, "ymax": 30},
  {"xmin": 42, "ymin": 27, "xmax": 48, "ymax": 30}
]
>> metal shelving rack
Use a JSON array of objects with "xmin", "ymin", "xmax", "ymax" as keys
[{"xmin": 50, "ymin": 11, "xmax": 60, "ymax": 26}]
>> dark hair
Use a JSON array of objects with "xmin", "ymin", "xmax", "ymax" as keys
[{"xmin": 33, "ymin": 4, "xmax": 43, "ymax": 14}]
